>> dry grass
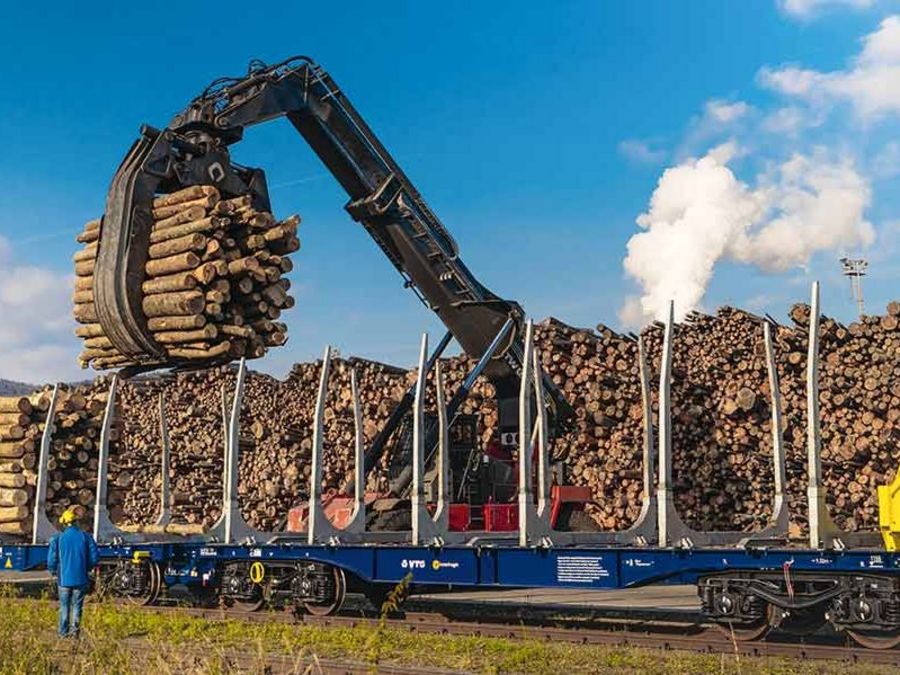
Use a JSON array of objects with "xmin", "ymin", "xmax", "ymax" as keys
[{"xmin": 0, "ymin": 587, "xmax": 892, "ymax": 674}]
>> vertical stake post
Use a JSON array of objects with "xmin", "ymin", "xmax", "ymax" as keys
[
  {"xmin": 93, "ymin": 376, "xmax": 118, "ymax": 542},
  {"xmin": 532, "ymin": 342, "xmax": 550, "ymax": 516},
  {"xmin": 308, "ymin": 347, "xmax": 332, "ymax": 544},
  {"xmin": 32, "ymin": 385, "xmax": 60, "ymax": 544},
  {"xmin": 155, "ymin": 391, "xmax": 172, "ymax": 528},
  {"xmin": 764, "ymin": 322, "xmax": 788, "ymax": 533},
  {"xmin": 656, "ymin": 301, "xmax": 675, "ymax": 547},
  {"xmin": 412, "ymin": 333, "xmax": 438, "ymax": 545},
  {"xmin": 346, "ymin": 368, "xmax": 365, "ymax": 530},
  {"xmin": 223, "ymin": 359, "xmax": 247, "ymax": 544},
  {"xmin": 432, "ymin": 360, "xmax": 450, "ymax": 531}
]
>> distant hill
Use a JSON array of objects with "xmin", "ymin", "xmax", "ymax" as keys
[{"xmin": 0, "ymin": 379, "xmax": 38, "ymax": 396}]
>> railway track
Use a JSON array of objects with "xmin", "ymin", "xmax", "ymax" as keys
[{"xmin": 113, "ymin": 597, "xmax": 900, "ymax": 667}]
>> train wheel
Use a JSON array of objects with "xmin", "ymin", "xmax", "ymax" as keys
[
  {"xmin": 224, "ymin": 591, "xmax": 266, "ymax": 612},
  {"xmin": 303, "ymin": 566, "xmax": 346, "ymax": 617},
  {"xmin": 715, "ymin": 605, "xmax": 775, "ymax": 642},
  {"xmin": 846, "ymin": 628, "xmax": 900, "ymax": 650},
  {"xmin": 113, "ymin": 560, "xmax": 161, "ymax": 606}
]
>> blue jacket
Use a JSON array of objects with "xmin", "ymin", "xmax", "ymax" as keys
[{"xmin": 47, "ymin": 526, "xmax": 100, "ymax": 588}]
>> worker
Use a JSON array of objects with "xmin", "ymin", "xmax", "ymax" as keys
[{"xmin": 47, "ymin": 507, "xmax": 100, "ymax": 638}]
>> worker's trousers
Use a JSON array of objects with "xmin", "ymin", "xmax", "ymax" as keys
[{"xmin": 58, "ymin": 585, "xmax": 87, "ymax": 637}]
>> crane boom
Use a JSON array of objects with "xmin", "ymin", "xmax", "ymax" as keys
[{"xmin": 98, "ymin": 57, "xmax": 574, "ymax": 476}]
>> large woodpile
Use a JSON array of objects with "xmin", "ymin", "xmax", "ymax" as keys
[
  {"xmin": 0, "ymin": 394, "xmax": 49, "ymax": 536},
  {"xmin": 4, "ymin": 301, "xmax": 899, "ymax": 540},
  {"xmin": 773, "ymin": 300, "xmax": 900, "ymax": 532},
  {"xmin": 638, "ymin": 308, "xmax": 776, "ymax": 531},
  {"xmin": 42, "ymin": 387, "xmax": 110, "ymax": 523},
  {"xmin": 72, "ymin": 186, "xmax": 300, "ymax": 370}
]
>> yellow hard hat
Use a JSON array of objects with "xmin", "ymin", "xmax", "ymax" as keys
[{"xmin": 59, "ymin": 507, "xmax": 78, "ymax": 525}]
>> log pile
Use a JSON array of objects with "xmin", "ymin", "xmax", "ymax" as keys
[
  {"xmin": 4, "ymin": 301, "xmax": 900, "ymax": 539},
  {"xmin": 0, "ymin": 394, "xmax": 50, "ymax": 536},
  {"xmin": 773, "ymin": 300, "xmax": 900, "ymax": 532},
  {"xmin": 72, "ymin": 186, "xmax": 300, "ymax": 370},
  {"xmin": 41, "ymin": 387, "xmax": 109, "ymax": 524},
  {"xmin": 638, "ymin": 308, "xmax": 776, "ymax": 531}
]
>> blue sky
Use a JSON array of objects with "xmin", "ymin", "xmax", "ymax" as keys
[{"xmin": 0, "ymin": 0, "xmax": 898, "ymax": 381}]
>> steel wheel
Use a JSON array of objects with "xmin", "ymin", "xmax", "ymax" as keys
[
  {"xmin": 223, "ymin": 586, "xmax": 266, "ymax": 612},
  {"xmin": 846, "ymin": 628, "xmax": 900, "ymax": 650},
  {"xmin": 117, "ymin": 560, "xmax": 161, "ymax": 606},
  {"xmin": 303, "ymin": 566, "xmax": 346, "ymax": 616},
  {"xmin": 715, "ymin": 604, "xmax": 775, "ymax": 642}
]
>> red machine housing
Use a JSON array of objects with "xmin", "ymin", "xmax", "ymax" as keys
[{"xmin": 287, "ymin": 485, "xmax": 593, "ymax": 533}]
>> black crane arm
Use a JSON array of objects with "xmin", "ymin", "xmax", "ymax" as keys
[{"xmin": 98, "ymin": 56, "xmax": 574, "ymax": 444}]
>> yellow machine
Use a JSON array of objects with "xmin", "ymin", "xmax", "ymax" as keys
[{"xmin": 878, "ymin": 470, "xmax": 900, "ymax": 551}]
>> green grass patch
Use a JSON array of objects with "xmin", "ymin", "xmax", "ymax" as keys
[{"xmin": 0, "ymin": 595, "xmax": 891, "ymax": 674}]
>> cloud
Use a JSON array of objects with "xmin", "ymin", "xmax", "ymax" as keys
[
  {"xmin": 705, "ymin": 100, "xmax": 750, "ymax": 124},
  {"xmin": 677, "ymin": 99, "xmax": 752, "ymax": 158},
  {"xmin": 0, "ymin": 237, "xmax": 81, "ymax": 383},
  {"xmin": 618, "ymin": 139, "xmax": 667, "ymax": 165},
  {"xmin": 761, "ymin": 105, "xmax": 820, "ymax": 135},
  {"xmin": 760, "ymin": 16, "xmax": 900, "ymax": 120},
  {"xmin": 872, "ymin": 140, "xmax": 900, "ymax": 177},
  {"xmin": 778, "ymin": 0, "xmax": 874, "ymax": 20},
  {"xmin": 620, "ymin": 145, "xmax": 874, "ymax": 326}
]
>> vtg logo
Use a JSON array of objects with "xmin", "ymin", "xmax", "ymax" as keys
[{"xmin": 400, "ymin": 559, "xmax": 426, "ymax": 569}]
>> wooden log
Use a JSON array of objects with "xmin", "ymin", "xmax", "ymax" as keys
[
  {"xmin": 0, "ymin": 505, "xmax": 27, "ymax": 523},
  {"xmin": 145, "ymin": 251, "xmax": 200, "ymax": 277},
  {"xmin": 147, "ymin": 315, "xmax": 207, "ymax": 331},
  {"xmin": 74, "ymin": 275, "xmax": 93, "ymax": 291},
  {"xmin": 0, "ymin": 413, "xmax": 30, "ymax": 427},
  {"xmin": 153, "ymin": 325, "xmax": 218, "ymax": 344},
  {"xmin": 73, "ymin": 303, "xmax": 97, "ymax": 323},
  {"xmin": 211, "ymin": 260, "xmax": 229, "ymax": 278},
  {"xmin": 142, "ymin": 271, "xmax": 199, "ymax": 295},
  {"xmin": 221, "ymin": 324, "xmax": 255, "ymax": 338},
  {"xmin": 73, "ymin": 242, "xmax": 98, "ymax": 262},
  {"xmin": 0, "ymin": 442, "xmax": 25, "ymax": 459},
  {"xmin": 118, "ymin": 522, "xmax": 206, "ymax": 535},
  {"xmin": 0, "ymin": 521, "xmax": 28, "ymax": 535},
  {"xmin": 269, "ymin": 236, "xmax": 300, "ymax": 255},
  {"xmin": 166, "ymin": 341, "xmax": 232, "ymax": 359},
  {"xmin": 74, "ymin": 324, "xmax": 105, "ymax": 339},
  {"xmin": 76, "ymin": 229, "xmax": 100, "ymax": 244},
  {"xmin": 0, "ymin": 473, "xmax": 25, "ymax": 489},
  {"xmin": 152, "ymin": 185, "xmax": 219, "ymax": 209},
  {"xmin": 92, "ymin": 354, "xmax": 136, "ymax": 369},
  {"xmin": 142, "ymin": 291, "xmax": 205, "ymax": 318},
  {"xmin": 227, "ymin": 256, "xmax": 260, "ymax": 275},
  {"xmin": 152, "ymin": 194, "xmax": 218, "ymax": 220},
  {"xmin": 0, "ymin": 488, "xmax": 28, "ymax": 506},
  {"xmin": 148, "ymin": 233, "xmax": 207, "ymax": 260},
  {"xmin": 0, "ymin": 398, "xmax": 33, "ymax": 415},
  {"xmin": 72, "ymin": 289, "xmax": 94, "ymax": 304},
  {"xmin": 76, "ymin": 218, "xmax": 101, "ymax": 244},
  {"xmin": 84, "ymin": 336, "xmax": 114, "ymax": 350},
  {"xmin": 148, "ymin": 216, "xmax": 226, "ymax": 244},
  {"xmin": 191, "ymin": 263, "xmax": 218, "ymax": 285},
  {"xmin": 74, "ymin": 260, "xmax": 95, "ymax": 277},
  {"xmin": 153, "ymin": 205, "xmax": 208, "ymax": 231},
  {"xmin": 0, "ymin": 426, "xmax": 25, "ymax": 441}
]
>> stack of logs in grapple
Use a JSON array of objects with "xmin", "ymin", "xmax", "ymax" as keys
[
  {"xmin": 73, "ymin": 186, "xmax": 300, "ymax": 370},
  {"xmin": 3, "ymin": 301, "xmax": 900, "ymax": 540}
]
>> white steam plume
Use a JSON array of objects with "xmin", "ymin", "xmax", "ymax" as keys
[{"xmin": 620, "ymin": 143, "xmax": 874, "ymax": 326}]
